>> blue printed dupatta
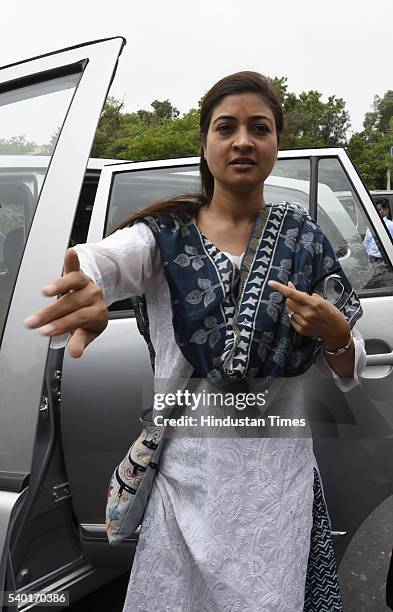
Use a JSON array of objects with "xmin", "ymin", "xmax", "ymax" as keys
[{"xmin": 135, "ymin": 201, "xmax": 363, "ymax": 386}]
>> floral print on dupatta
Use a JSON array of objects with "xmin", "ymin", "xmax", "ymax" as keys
[{"xmin": 136, "ymin": 202, "xmax": 362, "ymax": 385}]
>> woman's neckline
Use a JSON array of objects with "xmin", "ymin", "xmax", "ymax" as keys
[
  {"xmin": 191, "ymin": 205, "xmax": 270, "ymax": 258},
  {"xmin": 199, "ymin": 230, "xmax": 245, "ymax": 259}
]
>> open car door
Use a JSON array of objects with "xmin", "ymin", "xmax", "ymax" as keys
[{"xmin": 0, "ymin": 37, "xmax": 125, "ymax": 608}]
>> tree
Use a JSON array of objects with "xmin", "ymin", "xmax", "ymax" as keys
[
  {"xmin": 90, "ymin": 97, "xmax": 125, "ymax": 158},
  {"xmin": 281, "ymin": 90, "xmax": 350, "ymax": 149},
  {"xmin": 0, "ymin": 135, "xmax": 37, "ymax": 154},
  {"xmin": 151, "ymin": 99, "xmax": 180, "ymax": 120},
  {"xmin": 40, "ymin": 127, "xmax": 61, "ymax": 155},
  {"xmin": 348, "ymin": 91, "xmax": 393, "ymax": 189},
  {"xmin": 91, "ymin": 97, "xmax": 183, "ymax": 158},
  {"xmin": 90, "ymin": 83, "xmax": 350, "ymax": 162},
  {"xmin": 363, "ymin": 90, "xmax": 393, "ymax": 139},
  {"xmin": 266, "ymin": 77, "xmax": 350, "ymax": 149},
  {"xmin": 105, "ymin": 107, "xmax": 200, "ymax": 161}
]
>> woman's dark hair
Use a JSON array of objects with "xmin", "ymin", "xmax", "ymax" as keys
[{"xmin": 115, "ymin": 71, "xmax": 284, "ymax": 230}]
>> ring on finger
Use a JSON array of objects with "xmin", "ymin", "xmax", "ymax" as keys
[{"xmin": 288, "ymin": 311, "xmax": 296, "ymax": 320}]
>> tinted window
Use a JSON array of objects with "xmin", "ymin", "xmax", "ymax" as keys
[
  {"xmin": 105, "ymin": 163, "xmax": 314, "ymax": 312},
  {"xmin": 317, "ymin": 158, "xmax": 393, "ymax": 292},
  {"xmin": 0, "ymin": 70, "xmax": 81, "ymax": 342},
  {"xmin": 105, "ymin": 166, "xmax": 201, "ymax": 236}
]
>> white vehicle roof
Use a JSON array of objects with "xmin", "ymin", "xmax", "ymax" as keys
[{"xmin": 0, "ymin": 155, "xmax": 131, "ymax": 170}]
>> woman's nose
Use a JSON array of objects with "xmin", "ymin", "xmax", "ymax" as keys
[{"xmin": 233, "ymin": 127, "xmax": 254, "ymax": 150}]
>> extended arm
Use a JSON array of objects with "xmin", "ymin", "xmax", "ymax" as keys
[
  {"xmin": 73, "ymin": 223, "xmax": 158, "ymax": 305},
  {"xmin": 23, "ymin": 223, "xmax": 158, "ymax": 357}
]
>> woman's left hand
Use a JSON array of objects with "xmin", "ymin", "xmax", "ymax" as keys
[{"xmin": 267, "ymin": 279, "xmax": 350, "ymax": 350}]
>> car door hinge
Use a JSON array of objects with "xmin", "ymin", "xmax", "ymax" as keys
[{"xmin": 51, "ymin": 482, "xmax": 71, "ymax": 503}]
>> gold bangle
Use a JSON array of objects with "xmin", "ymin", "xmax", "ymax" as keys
[{"xmin": 322, "ymin": 330, "xmax": 353, "ymax": 356}]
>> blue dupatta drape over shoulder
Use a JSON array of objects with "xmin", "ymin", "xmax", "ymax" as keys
[{"xmin": 135, "ymin": 202, "xmax": 362, "ymax": 386}]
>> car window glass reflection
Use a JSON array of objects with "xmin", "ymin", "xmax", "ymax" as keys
[
  {"xmin": 0, "ymin": 71, "xmax": 81, "ymax": 343},
  {"xmin": 317, "ymin": 158, "xmax": 393, "ymax": 292}
]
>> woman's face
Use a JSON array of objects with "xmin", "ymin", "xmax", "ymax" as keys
[{"xmin": 203, "ymin": 92, "xmax": 278, "ymax": 194}]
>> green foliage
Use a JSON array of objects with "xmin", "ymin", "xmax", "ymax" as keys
[
  {"xmin": 4, "ymin": 77, "xmax": 392, "ymax": 191},
  {"xmin": 91, "ymin": 97, "xmax": 126, "ymax": 158},
  {"xmin": 2, "ymin": 78, "xmax": 392, "ymax": 190},
  {"xmin": 268, "ymin": 77, "xmax": 350, "ymax": 149},
  {"xmin": 347, "ymin": 129, "xmax": 393, "ymax": 189},
  {"xmin": 347, "ymin": 91, "xmax": 393, "ymax": 189},
  {"xmin": 363, "ymin": 91, "xmax": 393, "ymax": 139},
  {"xmin": 91, "ymin": 81, "xmax": 351, "ymax": 163},
  {"xmin": 91, "ymin": 97, "xmax": 199, "ymax": 160},
  {"xmin": 0, "ymin": 135, "xmax": 37, "ymax": 154},
  {"xmin": 40, "ymin": 128, "xmax": 61, "ymax": 155}
]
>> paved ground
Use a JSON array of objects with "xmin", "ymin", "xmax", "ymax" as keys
[{"xmin": 68, "ymin": 573, "xmax": 130, "ymax": 611}]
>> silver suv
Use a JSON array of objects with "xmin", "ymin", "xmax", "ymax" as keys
[{"xmin": 1, "ymin": 38, "xmax": 393, "ymax": 611}]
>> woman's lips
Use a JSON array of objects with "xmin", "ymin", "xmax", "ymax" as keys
[
  {"xmin": 230, "ymin": 162, "xmax": 256, "ymax": 169},
  {"xmin": 229, "ymin": 158, "xmax": 257, "ymax": 169}
]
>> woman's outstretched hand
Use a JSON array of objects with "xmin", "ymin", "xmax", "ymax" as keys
[
  {"xmin": 23, "ymin": 248, "xmax": 108, "ymax": 359},
  {"xmin": 267, "ymin": 279, "xmax": 350, "ymax": 349}
]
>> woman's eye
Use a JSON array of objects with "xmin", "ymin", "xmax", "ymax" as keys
[
  {"xmin": 254, "ymin": 124, "xmax": 269, "ymax": 133},
  {"xmin": 217, "ymin": 124, "xmax": 232, "ymax": 133}
]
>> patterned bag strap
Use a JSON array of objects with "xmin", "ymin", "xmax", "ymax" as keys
[{"xmin": 131, "ymin": 294, "xmax": 156, "ymax": 373}]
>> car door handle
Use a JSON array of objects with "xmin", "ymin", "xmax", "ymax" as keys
[{"xmin": 366, "ymin": 351, "xmax": 393, "ymax": 366}]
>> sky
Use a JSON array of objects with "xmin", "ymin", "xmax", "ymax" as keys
[{"xmin": 1, "ymin": 0, "xmax": 392, "ymax": 144}]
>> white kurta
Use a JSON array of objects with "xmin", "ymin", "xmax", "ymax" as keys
[{"xmin": 71, "ymin": 224, "xmax": 367, "ymax": 612}]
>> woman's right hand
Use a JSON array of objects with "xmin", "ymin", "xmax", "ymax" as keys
[{"xmin": 23, "ymin": 248, "xmax": 108, "ymax": 359}]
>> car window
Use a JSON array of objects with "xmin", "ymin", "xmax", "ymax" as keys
[
  {"xmin": 271, "ymin": 157, "xmax": 310, "ymax": 181},
  {"xmin": 0, "ymin": 70, "xmax": 81, "ymax": 341},
  {"xmin": 104, "ymin": 161, "xmax": 313, "ymax": 313},
  {"xmin": 103, "ymin": 159, "xmax": 346, "ymax": 312},
  {"xmin": 104, "ymin": 166, "xmax": 201, "ymax": 312},
  {"xmin": 104, "ymin": 166, "xmax": 201, "ymax": 236},
  {"xmin": 264, "ymin": 184, "xmax": 309, "ymax": 209},
  {"xmin": 104, "ymin": 159, "xmax": 312, "ymax": 239},
  {"xmin": 104, "ymin": 157, "xmax": 393, "ymax": 312},
  {"xmin": 317, "ymin": 158, "xmax": 393, "ymax": 292}
]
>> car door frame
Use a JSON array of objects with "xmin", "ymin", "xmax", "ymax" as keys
[{"xmin": 0, "ymin": 36, "xmax": 125, "ymax": 601}]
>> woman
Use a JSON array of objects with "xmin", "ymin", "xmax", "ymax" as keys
[{"xmin": 25, "ymin": 72, "xmax": 366, "ymax": 611}]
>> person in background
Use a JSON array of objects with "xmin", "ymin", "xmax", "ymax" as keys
[{"xmin": 363, "ymin": 198, "xmax": 393, "ymax": 263}]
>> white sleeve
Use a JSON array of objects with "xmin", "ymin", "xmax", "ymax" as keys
[
  {"xmin": 314, "ymin": 327, "xmax": 367, "ymax": 392},
  {"xmin": 49, "ymin": 223, "xmax": 158, "ymax": 350},
  {"xmin": 72, "ymin": 223, "xmax": 159, "ymax": 305}
]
